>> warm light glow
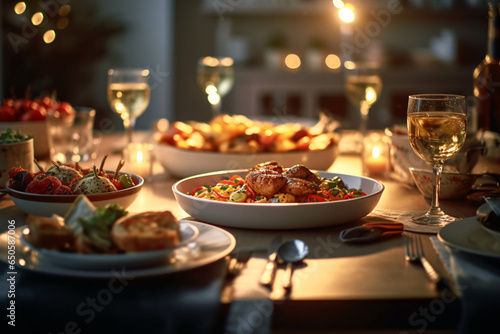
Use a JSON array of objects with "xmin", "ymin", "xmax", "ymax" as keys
[
  {"xmin": 285, "ymin": 54, "xmax": 301, "ymax": 69},
  {"xmin": 339, "ymin": 6, "xmax": 354, "ymax": 23},
  {"xmin": 19, "ymin": 259, "xmax": 26, "ymax": 266},
  {"xmin": 59, "ymin": 4, "xmax": 71, "ymax": 16},
  {"xmin": 344, "ymin": 60, "xmax": 356, "ymax": 70},
  {"xmin": 325, "ymin": 54, "xmax": 341, "ymax": 69},
  {"xmin": 14, "ymin": 2, "xmax": 26, "ymax": 15},
  {"xmin": 205, "ymin": 84, "xmax": 217, "ymax": 94},
  {"xmin": 43, "ymin": 30, "xmax": 56, "ymax": 43},
  {"xmin": 23, "ymin": 228, "xmax": 29, "ymax": 235},
  {"xmin": 57, "ymin": 17, "xmax": 69, "ymax": 30},
  {"xmin": 372, "ymin": 146, "xmax": 380, "ymax": 159},
  {"xmin": 32, "ymin": 12, "xmax": 44, "ymax": 25},
  {"xmin": 136, "ymin": 151, "xmax": 143, "ymax": 163},
  {"xmin": 202, "ymin": 56, "xmax": 219, "ymax": 67},
  {"xmin": 366, "ymin": 87, "xmax": 377, "ymax": 104},
  {"xmin": 208, "ymin": 93, "xmax": 221, "ymax": 105},
  {"xmin": 141, "ymin": 69, "xmax": 150, "ymax": 77},
  {"xmin": 333, "ymin": 0, "xmax": 344, "ymax": 8},
  {"xmin": 220, "ymin": 57, "xmax": 234, "ymax": 67}
]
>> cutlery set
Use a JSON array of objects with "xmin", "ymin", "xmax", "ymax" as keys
[{"xmin": 224, "ymin": 236, "xmax": 310, "ymax": 292}]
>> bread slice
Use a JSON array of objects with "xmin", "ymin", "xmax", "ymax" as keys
[
  {"xmin": 25, "ymin": 215, "xmax": 74, "ymax": 250},
  {"xmin": 111, "ymin": 211, "xmax": 180, "ymax": 252}
]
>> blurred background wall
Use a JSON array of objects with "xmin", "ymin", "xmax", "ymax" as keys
[{"xmin": 1, "ymin": 0, "xmax": 489, "ymax": 132}]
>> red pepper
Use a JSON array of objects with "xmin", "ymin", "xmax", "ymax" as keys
[
  {"xmin": 192, "ymin": 186, "xmax": 205, "ymax": 196},
  {"xmin": 321, "ymin": 189, "xmax": 336, "ymax": 200},
  {"xmin": 229, "ymin": 175, "xmax": 243, "ymax": 181},
  {"xmin": 307, "ymin": 194, "xmax": 327, "ymax": 202},
  {"xmin": 343, "ymin": 192, "xmax": 354, "ymax": 200},
  {"xmin": 246, "ymin": 184, "xmax": 256, "ymax": 199},
  {"xmin": 219, "ymin": 180, "xmax": 236, "ymax": 186},
  {"xmin": 213, "ymin": 189, "xmax": 229, "ymax": 200}
]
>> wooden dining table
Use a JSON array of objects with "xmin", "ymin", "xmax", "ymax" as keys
[{"xmin": 1, "ymin": 132, "xmax": 498, "ymax": 334}]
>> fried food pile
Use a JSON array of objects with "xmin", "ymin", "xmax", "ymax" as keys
[{"xmin": 158, "ymin": 113, "xmax": 340, "ymax": 153}]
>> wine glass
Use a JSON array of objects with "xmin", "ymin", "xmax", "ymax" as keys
[
  {"xmin": 107, "ymin": 68, "xmax": 151, "ymax": 147},
  {"xmin": 197, "ymin": 57, "xmax": 234, "ymax": 117},
  {"xmin": 407, "ymin": 94, "xmax": 467, "ymax": 226},
  {"xmin": 345, "ymin": 61, "xmax": 383, "ymax": 136}
]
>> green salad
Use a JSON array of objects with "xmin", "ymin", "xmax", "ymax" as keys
[{"xmin": 0, "ymin": 128, "xmax": 32, "ymax": 144}]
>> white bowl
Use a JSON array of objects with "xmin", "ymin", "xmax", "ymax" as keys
[
  {"xmin": 154, "ymin": 142, "xmax": 339, "ymax": 178},
  {"xmin": 409, "ymin": 167, "xmax": 478, "ymax": 200},
  {"xmin": 173, "ymin": 169, "xmax": 384, "ymax": 229},
  {"xmin": 0, "ymin": 121, "xmax": 50, "ymax": 158},
  {"xmin": 5, "ymin": 172, "xmax": 144, "ymax": 217}
]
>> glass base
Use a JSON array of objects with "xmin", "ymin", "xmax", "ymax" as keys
[{"xmin": 411, "ymin": 211, "xmax": 459, "ymax": 226}]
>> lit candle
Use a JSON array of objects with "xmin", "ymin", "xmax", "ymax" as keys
[
  {"xmin": 123, "ymin": 143, "xmax": 153, "ymax": 179},
  {"xmin": 365, "ymin": 145, "xmax": 388, "ymax": 175}
]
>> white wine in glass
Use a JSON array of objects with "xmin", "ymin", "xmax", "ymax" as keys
[
  {"xmin": 107, "ymin": 68, "xmax": 151, "ymax": 146},
  {"xmin": 407, "ymin": 94, "xmax": 467, "ymax": 225},
  {"xmin": 345, "ymin": 62, "xmax": 383, "ymax": 135},
  {"xmin": 197, "ymin": 57, "xmax": 234, "ymax": 117}
]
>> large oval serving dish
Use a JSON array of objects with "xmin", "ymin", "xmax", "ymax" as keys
[
  {"xmin": 6, "ymin": 172, "xmax": 144, "ymax": 217},
  {"xmin": 173, "ymin": 170, "xmax": 384, "ymax": 229},
  {"xmin": 154, "ymin": 142, "xmax": 338, "ymax": 178}
]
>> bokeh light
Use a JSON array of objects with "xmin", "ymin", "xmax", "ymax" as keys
[
  {"xmin": 325, "ymin": 54, "xmax": 341, "ymax": 69},
  {"xmin": 31, "ymin": 12, "xmax": 44, "ymax": 26},
  {"xmin": 339, "ymin": 6, "xmax": 355, "ymax": 23},
  {"xmin": 333, "ymin": 0, "xmax": 344, "ymax": 9},
  {"xmin": 285, "ymin": 54, "xmax": 301, "ymax": 70},
  {"xmin": 14, "ymin": 2, "xmax": 26, "ymax": 15},
  {"xmin": 43, "ymin": 30, "xmax": 56, "ymax": 44}
]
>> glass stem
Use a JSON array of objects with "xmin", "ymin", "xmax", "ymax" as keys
[
  {"xmin": 360, "ymin": 102, "xmax": 370, "ymax": 136},
  {"xmin": 429, "ymin": 165, "xmax": 443, "ymax": 215},
  {"xmin": 211, "ymin": 101, "xmax": 221, "ymax": 118},
  {"xmin": 124, "ymin": 118, "xmax": 136, "ymax": 145}
]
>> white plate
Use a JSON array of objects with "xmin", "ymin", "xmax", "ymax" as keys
[
  {"xmin": 1, "ymin": 221, "xmax": 235, "ymax": 278},
  {"xmin": 438, "ymin": 217, "xmax": 500, "ymax": 258},
  {"xmin": 153, "ymin": 142, "xmax": 339, "ymax": 178},
  {"xmin": 173, "ymin": 170, "xmax": 384, "ymax": 229},
  {"xmin": 476, "ymin": 202, "xmax": 500, "ymax": 239},
  {"xmin": 21, "ymin": 221, "xmax": 199, "ymax": 270}
]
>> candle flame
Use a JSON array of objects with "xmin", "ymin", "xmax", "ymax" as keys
[{"xmin": 372, "ymin": 146, "xmax": 380, "ymax": 159}]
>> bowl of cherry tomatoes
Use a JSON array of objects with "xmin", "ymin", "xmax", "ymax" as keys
[
  {"xmin": 0, "ymin": 95, "xmax": 76, "ymax": 158},
  {"xmin": 5, "ymin": 162, "xmax": 144, "ymax": 217}
]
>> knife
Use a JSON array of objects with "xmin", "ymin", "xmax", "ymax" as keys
[{"xmin": 259, "ymin": 235, "xmax": 283, "ymax": 286}]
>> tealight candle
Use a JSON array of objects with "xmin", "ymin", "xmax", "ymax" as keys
[
  {"xmin": 123, "ymin": 143, "xmax": 153, "ymax": 180},
  {"xmin": 362, "ymin": 133, "xmax": 389, "ymax": 176}
]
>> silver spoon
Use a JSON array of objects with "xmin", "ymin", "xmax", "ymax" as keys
[{"xmin": 277, "ymin": 240, "xmax": 309, "ymax": 290}]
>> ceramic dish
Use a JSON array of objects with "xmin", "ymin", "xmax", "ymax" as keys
[
  {"xmin": 438, "ymin": 217, "xmax": 500, "ymax": 258},
  {"xmin": 1, "ymin": 221, "xmax": 235, "ymax": 278},
  {"xmin": 409, "ymin": 167, "xmax": 478, "ymax": 200},
  {"xmin": 477, "ymin": 202, "xmax": 500, "ymax": 239},
  {"xmin": 0, "ymin": 121, "xmax": 50, "ymax": 158},
  {"xmin": 153, "ymin": 142, "xmax": 339, "ymax": 178},
  {"xmin": 5, "ymin": 172, "xmax": 144, "ymax": 217},
  {"xmin": 173, "ymin": 170, "xmax": 384, "ymax": 229},
  {"xmin": 20, "ymin": 220, "xmax": 199, "ymax": 270}
]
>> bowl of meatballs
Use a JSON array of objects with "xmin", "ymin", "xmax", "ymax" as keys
[{"xmin": 173, "ymin": 161, "xmax": 384, "ymax": 229}]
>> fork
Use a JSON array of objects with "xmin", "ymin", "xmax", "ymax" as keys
[
  {"xmin": 405, "ymin": 233, "xmax": 442, "ymax": 284},
  {"xmin": 226, "ymin": 250, "xmax": 252, "ymax": 277}
]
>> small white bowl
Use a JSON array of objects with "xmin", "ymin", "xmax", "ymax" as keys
[
  {"xmin": 154, "ymin": 142, "xmax": 339, "ymax": 178},
  {"xmin": 0, "ymin": 121, "xmax": 49, "ymax": 158},
  {"xmin": 5, "ymin": 172, "xmax": 144, "ymax": 217},
  {"xmin": 409, "ymin": 167, "xmax": 478, "ymax": 200}
]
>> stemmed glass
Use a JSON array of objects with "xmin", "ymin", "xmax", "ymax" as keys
[
  {"xmin": 197, "ymin": 57, "xmax": 234, "ymax": 117},
  {"xmin": 345, "ymin": 61, "xmax": 383, "ymax": 136},
  {"xmin": 107, "ymin": 68, "xmax": 151, "ymax": 146},
  {"xmin": 407, "ymin": 94, "xmax": 467, "ymax": 225}
]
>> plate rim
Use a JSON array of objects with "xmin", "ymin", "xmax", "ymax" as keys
[
  {"xmin": 2, "ymin": 221, "xmax": 236, "ymax": 278},
  {"xmin": 438, "ymin": 216, "xmax": 500, "ymax": 258}
]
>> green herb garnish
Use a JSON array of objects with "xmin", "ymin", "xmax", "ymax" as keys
[{"xmin": 0, "ymin": 128, "xmax": 32, "ymax": 144}]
